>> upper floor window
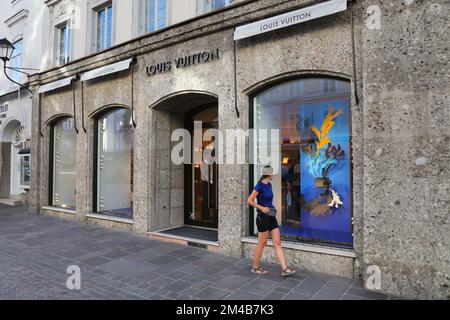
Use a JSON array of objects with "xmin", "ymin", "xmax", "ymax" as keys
[
  {"xmin": 96, "ymin": 4, "xmax": 113, "ymax": 51},
  {"xmin": 198, "ymin": 0, "xmax": 230, "ymax": 14},
  {"xmin": 146, "ymin": 0, "xmax": 168, "ymax": 33},
  {"xmin": 10, "ymin": 39, "xmax": 23, "ymax": 82},
  {"xmin": 56, "ymin": 23, "xmax": 71, "ymax": 66}
]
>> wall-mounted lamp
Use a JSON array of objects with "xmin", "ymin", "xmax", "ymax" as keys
[{"xmin": 0, "ymin": 38, "xmax": 39, "ymax": 94}]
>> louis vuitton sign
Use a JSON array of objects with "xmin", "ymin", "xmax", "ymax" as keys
[
  {"xmin": 234, "ymin": 0, "xmax": 347, "ymax": 40},
  {"xmin": 146, "ymin": 48, "xmax": 220, "ymax": 77}
]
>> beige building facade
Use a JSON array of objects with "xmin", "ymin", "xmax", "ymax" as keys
[
  {"xmin": 0, "ymin": 0, "xmax": 46, "ymax": 205},
  {"xmin": 41, "ymin": 0, "xmax": 241, "ymax": 68},
  {"xmin": 1, "ymin": 0, "xmax": 240, "ymax": 203}
]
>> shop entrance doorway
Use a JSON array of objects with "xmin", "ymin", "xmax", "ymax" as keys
[
  {"xmin": 0, "ymin": 119, "xmax": 27, "ymax": 203},
  {"xmin": 149, "ymin": 91, "xmax": 219, "ymax": 245}
]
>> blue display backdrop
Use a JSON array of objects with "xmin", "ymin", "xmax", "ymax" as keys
[
  {"xmin": 254, "ymin": 78, "xmax": 352, "ymax": 247},
  {"xmin": 280, "ymin": 99, "xmax": 352, "ymax": 244}
]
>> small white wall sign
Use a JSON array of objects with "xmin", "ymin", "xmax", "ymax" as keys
[
  {"xmin": 38, "ymin": 76, "xmax": 77, "ymax": 94},
  {"xmin": 234, "ymin": 0, "xmax": 348, "ymax": 41},
  {"xmin": 80, "ymin": 58, "xmax": 135, "ymax": 82}
]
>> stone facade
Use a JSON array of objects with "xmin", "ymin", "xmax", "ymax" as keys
[
  {"xmin": 359, "ymin": 0, "xmax": 450, "ymax": 300},
  {"xmin": 28, "ymin": 0, "xmax": 450, "ymax": 299}
]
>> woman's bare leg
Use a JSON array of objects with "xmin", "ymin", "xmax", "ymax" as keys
[
  {"xmin": 271, "ymin": 228, "xmax": 288, "ymax": 270},
  {"xmin": 253, "ymin": 231, "xmax": 269, "ymax": 268}
]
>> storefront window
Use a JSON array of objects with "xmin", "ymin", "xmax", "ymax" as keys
[
  {"xmin": 252, "ymin": 77, "xmax": 353, "ymax": 247},
  {"xmin": 52, "ymin": 118, "xmax": 77, "ymax": 209},
  {"xmin": 19, "ymin": 153, "xmax": 30, "ymax": 190},
  {"xmin": 96, "ymin": 108, "xmax": 134, "ymax": 219}
]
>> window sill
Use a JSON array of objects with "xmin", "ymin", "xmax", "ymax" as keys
[
  {"xmin": 241, "ymin": 237, "xmax": 356, "ymax": 258},
  {"xmin": 42, "ymin": 206, "xmax": 76, "ymax": 215},
  {"xmin": 86, "ymin": 213, "xmax": 133, "ymax": 225}
]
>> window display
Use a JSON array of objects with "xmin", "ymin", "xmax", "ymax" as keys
[
  {"xmin": 96, "ymin": 108, "xmax": 134, "ymax": 219},
  {"xmin": 252, "ymin": 78, "xmax": 353, "ymax": 247},
  {"xmin": 19, "ymin": 154, "xmax": 30, "ymax": 190},
  {"xmin": 52, "ymin": 118, "xmax": 77, "ymax": 209}
]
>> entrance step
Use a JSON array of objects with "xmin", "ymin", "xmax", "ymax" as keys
[
  {"xmin": 148, "ymin": 226, "xmax": 219, "ymax": 252},
  {"xmin": 0, "ymin": 198, "xmax": 21, "ymax": 206}
]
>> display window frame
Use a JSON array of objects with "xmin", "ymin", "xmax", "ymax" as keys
[
  {"xmin": 49, "ymin": 116, "xmax": 77, "ymax": 210},
  {"xmin": 248, "ymin": 75, "xmax": 354, "ymax": 249},
  {"xmin": 19, "ymin": 153, "xmax": 31, "ymax": 191},
  {"xmin": 93, "ymin": 106, "xmax": 135, "ymax": 219}
]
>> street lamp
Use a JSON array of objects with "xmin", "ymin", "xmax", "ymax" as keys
[
  {"xmin": 0, "ymin": 38, "xmax": 14, "ymax": 62},
  {"xmin": 0, "ymin": 37, "xmax": 39, "ymax": 93}
]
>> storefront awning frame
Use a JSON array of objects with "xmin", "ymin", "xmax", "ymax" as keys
[
  {"xmin": 233, "ymin": 0, "xmax": 348, "ymax": 41},
  {"xmin": 79, "ymin": 57, "xmax": 136, "ymax": 82},
  {"xmin": 79, "ymin": 57, "xmax": 137, "ymax": 131},
  {"xmin": 38, "ymin": 75, "xmax": 78, "ymax": 94}
]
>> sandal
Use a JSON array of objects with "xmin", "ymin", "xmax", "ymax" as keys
[
  {"xmin": 281, "ymin": 268, "xmax": 297, "ymax": 277},
  {"xmin": 251, "ymin": 266, "xmax": 270, "ymax": 275}
]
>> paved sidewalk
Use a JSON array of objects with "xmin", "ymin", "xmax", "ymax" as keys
[{"xmin": 0, "ymin": 204, "xmax": 392, "ymax": 300}]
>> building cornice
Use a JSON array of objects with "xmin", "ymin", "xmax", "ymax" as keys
[
  {"xmin": 4, "ymin": 9, "xmax": 29, "ymax": 27},
  {"xmin": 0, "ymin": 84, "xmax": 30, "ymax": 99},
  {"xmin": 45, "ymin": 0, "xmax": 64, "ymax": 7}
]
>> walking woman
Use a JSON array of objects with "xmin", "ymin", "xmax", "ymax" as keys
[{"xmin": 247, "ymin": 166, "xmax": 297, "ymax": 276}]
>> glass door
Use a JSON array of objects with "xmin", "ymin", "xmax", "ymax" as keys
[{"xmin": 186, "ymin": 106, "xmax": 218, "ymax": 228}]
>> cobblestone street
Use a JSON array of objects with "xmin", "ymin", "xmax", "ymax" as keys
[{"xmin": 0, "ymin": 204, "xmax": 392, "ymax": 300}]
